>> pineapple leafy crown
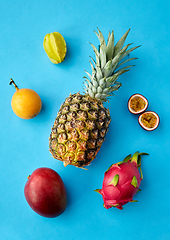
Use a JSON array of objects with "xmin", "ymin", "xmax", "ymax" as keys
[{"xmin": 84, "ymin": 28, "xmax": 140, "ymax": 102}]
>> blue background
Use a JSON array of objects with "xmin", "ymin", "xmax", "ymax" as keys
[{"xmin": 0, "ymin": 0, "xmax": 170, "ymax": 239}]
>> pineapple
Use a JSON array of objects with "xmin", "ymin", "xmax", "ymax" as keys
[{"xmin": 49, "ymin": 28, "xmax": 139, "ymax": 168}]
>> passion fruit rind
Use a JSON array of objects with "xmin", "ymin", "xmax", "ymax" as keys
[
  {"xmin": 138, "ymin": 111, "xmax": 160, "ymax": 131},
  {"xmin": 128, "ymin": 93, "xmax": 148, "ymax": 114}
]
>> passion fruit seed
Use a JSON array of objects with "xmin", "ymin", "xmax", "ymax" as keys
[
  {"xmin": 10, "ymin": 78, "xmax": 42, "ymax": 119},
  {"xmin": 130, "ymin": 96, "xmax": 146, "ymax": 111},
  {"xmin": 138, "ymin": 111, "xmax": 159, "ymax": 131},
  {"xmin": 128, "ymin": 94, "xmax": 148, "ymax": 114},
  {"xmin": 43, "ymin": 32, "xmax": 67, "ymax": 64}
]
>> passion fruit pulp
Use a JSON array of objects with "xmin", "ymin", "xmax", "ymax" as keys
[
  {"xmin": 138, "ymin": 111, "xmax": 159, "ymax": 131},
  {"xmin": 128, "ymin": 94, "xmax": 148, "ymax": 114}
]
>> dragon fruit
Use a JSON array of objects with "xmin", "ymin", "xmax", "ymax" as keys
[{"xmin": 95, "ymin": 151, "xmax": 148, "ymax": 210}]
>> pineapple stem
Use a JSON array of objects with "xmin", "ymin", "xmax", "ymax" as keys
[{"xmin": 9, "ymin": 78, "xmax": 19, "ymax": 90}]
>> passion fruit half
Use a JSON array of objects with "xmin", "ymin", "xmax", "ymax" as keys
[
  {"xmin": 138, "ymin": 111, "xmax": 159, "ymax": 131},
  {"xmin": 128, "ymin": 94, "xmax": 148, "ymax": 114}
]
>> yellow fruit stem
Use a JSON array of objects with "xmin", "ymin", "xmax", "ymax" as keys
[{"xmin": 9, "ymin": 78, "xmax": 19, "ymax": 90}]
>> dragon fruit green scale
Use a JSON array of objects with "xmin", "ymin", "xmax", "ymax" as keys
[{"xmin": 95, "ymin": 152, "xmax": 149, "ymax": 210}]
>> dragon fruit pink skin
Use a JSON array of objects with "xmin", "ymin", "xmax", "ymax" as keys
[{"xmin": 95, "ymin": 152, "xmax": 148, "ymax": 210}]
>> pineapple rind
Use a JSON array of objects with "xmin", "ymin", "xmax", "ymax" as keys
[{"xmin": 49, "ymin": 93, "xmax": 111, "ymax": 167}]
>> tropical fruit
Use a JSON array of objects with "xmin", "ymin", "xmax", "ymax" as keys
[
  {"xmin": 95, "ymin": 151, "xmax": 148, "ymax": 210},
  {"xmin": 49, "ymin": 29, "xmax": 140, "ymax": 167},
  {"xmin": 138, "ymin": 111, "xmax": 159, "ymax": 131},
  {"xmin": 43, "ymin": 32, "xmax": 67, "ymax": 64},
  {"xmin": 128, "ymin": 93, "xmax": 148, "ymax": 114},
  {"xmin": 10, "ymin": 79, "xmax": 42, "ymax": 119},
  {"xmin": 24, "ymin": 167, "xmax": 67, "ymax": 218}
]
